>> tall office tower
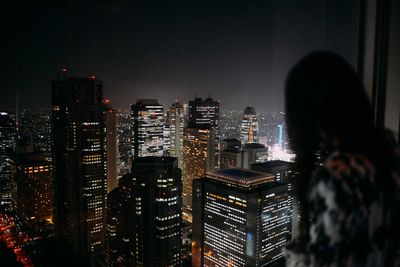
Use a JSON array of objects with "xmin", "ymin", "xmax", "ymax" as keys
[
  {"xmin": 163, "ymin": 114, "xmax": 171, "ymax": 156},
  {"xmin": 192, "ymin": 169, "xmax": 291, "ymax": 267},
  {"xmin": 52, "ymin": 75, "xmax": 107, "ymax": 264},
  {"xmin": 240, "ymin": 107, "xmax": 259, "ymax": 145},
  {"xmin": 104, "ymin": 100, "xmax": 118, "ymax": 193},
  {"xmin": 105, "ymin": 187, "xmax": 120, "ymax": 267},
  {"xmin": 105, "ymin": 174, "xmax": 136, "ymax": 267},
  {"xmin": 182, "ymin": 128, "xmax": 215, "ymax": 221},
  {"xmin": 251, "ymin": 160, "xmax": 299, "ymax": 238},
  {"xmin": 0, "ymin": 111, "xmax": 16, "ymax": 207},
  {"xmin": 167, "ymin": 101, "xmax": 185, "ymax": 168},
  {"xmin": 244, "ymin": 143, "xmax": 268, "ymax": 165},
  {"xmin": 188, "ymin": 97, "xmax": 220, "ymax": 167},
  {"xmin": 11, "ymin": 151, "xmax": 53, "ymax": 225},
  {"xmin": 131, "ymin": 99, "xmax": 164, "ymax": 159},
  {"xmin": 131, "ymin": 157, "xmax": 182, "ymax": 266}
]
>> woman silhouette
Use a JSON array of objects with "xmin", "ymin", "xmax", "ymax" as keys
[{"xmin": 283, "ymin": 51, "xmax": 400, "ymax": 266}]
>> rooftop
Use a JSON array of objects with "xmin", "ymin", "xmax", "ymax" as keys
[
  {"xmin": 252, "ymin": 160, "xmax": 293, "ymax": 169},
  {"xmin": 206, "ymin": 168, "xmax": 275, "ymax": 188}
]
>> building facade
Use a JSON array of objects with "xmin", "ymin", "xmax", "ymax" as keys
[
  {"xmin": 182, "ymin": 128, "xmax": 215, "ymax": 221},
  {"xmin": 131, "ymin": 99, "xmax": 164, "ymax": 159},
  {"xmin": 0, "ymin": 112, "xmax": 16, "ymax": 207},
  {"xmin": 188, "ymin": 97, "xmax": 220, "ymax": 167},
  {"xmin": 167, "ymin": 101, "xmax": 185, "ymax": 168},
  {"xmin": 51, "ymin": 76, "xmax": 108, "ymax": 264},
  {"xmin": 192, "ymin": 168, "xmax": 291, "ymax": 267},
  {"xmin": 12, "ymin": 152, "xmax": 53, "ymax": 225},
  {"xmin": 251, "ymin": 160, "xmax": 299, "ymax": 239},
  {"xmin": 104, "ymin": 101, "xmax": 118, "ymax": 193}
]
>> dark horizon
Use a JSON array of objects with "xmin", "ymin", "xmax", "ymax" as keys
[{"xmin": 1, "ymin": 0, "xmax": 359, "ymax": 111}]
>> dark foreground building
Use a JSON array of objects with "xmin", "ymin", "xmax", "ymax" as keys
[
  {"xmin": 51, "ymin": 75, "xmax": 107, "ymax": 265},
  {"xmin": 192, "ymin": 168, "xmax": 291, "ymax": 267},
  {"xmin": 105, "ymin": 157, "xmax": 183, "ymax": 267}
]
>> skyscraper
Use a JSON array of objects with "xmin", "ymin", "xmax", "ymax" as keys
[
  {"xmin": 104, "ymin": 100, "xmax": 118, "ymax": 193},
  {"xmin": 251, "ymin": 160, "xmax": 299, "ymax": 239},
  {"xmin": 167, "ymin": 101, "xmax": 185, "ymax": 168},
  {"xmin": 182, "ymin": 128, "xmax": 215, "ymax": 221},
  {"xmin": 131, "ymin": 99, "xmax": 164, "ymax": 159},
  {"xmin": 240, "ymin": 107, "xmax": 259, "ymax": 145},
  {"xmin": 192, "ymin": 168, "xmax": 291, "ymax": 267},
  {"xmin": 131, "ymin": 157, "xmax": 182, "ymax": 266},
  {"xmin": 105, "ymin": 174, "xmax": 136, "ymax": 267},
  {"xmin": 51, "ymin": 75, "xmax": 107, "ymax": 264},
  {"xmin": 182, "ymin": 97, "xmax": 219, "ymax": 221},
  {"xmin": 105, "ymin": 157, "xmax": 183, "ymax": 267},
  {"xmin": 0, "ymin": 111, "xmax": 16, "ymax": 207},
  {"xmin": 188, "ymin": 97, "xmax": 220, "ymax": 166}
]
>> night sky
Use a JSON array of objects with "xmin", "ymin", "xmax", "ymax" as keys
[{"xmin": 1, "ymin": 0, "xmax": 360, "ymax": 111}]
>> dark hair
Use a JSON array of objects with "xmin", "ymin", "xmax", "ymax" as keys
[{"xmin": 285, "ymin": 51, "xmax": 395, "ymax": 235}]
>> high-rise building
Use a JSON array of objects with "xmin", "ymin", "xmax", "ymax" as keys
[
  {"xmin": 131, "ymin": 99, "xmax": 164, "ymax": 159},
  {"xmin": 188, "ymin": 97, "xmax": 220, "ymax": 167},
  {"xmin": 105, "ymin": 157, "xmax": 183, "ymax": 267},
  {"xmin": 51, "ymin": 75, "xmax": 108, "ymax": 264},
  {"xmin": 0, "ymin": 111, "xmax": 16, "ymax": 207},
  {"xmin": 182, "ymin": 128, "xmax": 215, "ymax": 221},
  {"xmin": 251, "ymin": 160, "xmax": 299, "ymax": 239},
  {"xmin": 168, "ymin": 101, "xmax": 185, "ymax": 168},
  {"xmin": 105, "ymin": 173, "xmax": 137, "ymax": 267},
  {"xmin": 240, "ymin": 107, "xmax": 259, "ymax": 145},
  {"xmin": 104, "ymin": 100, "xmax": 118, "ymax": 193},
  {"xmin": 131, "ymin": 157, "xmax": 182, "ymax": 266},
  {"xmin": 11, "ymin": 151, "xmax": 53, "ymax": 225},
  {"xmin": 192, "ymin": 168, "xmax": 291, "ymax": 267}
]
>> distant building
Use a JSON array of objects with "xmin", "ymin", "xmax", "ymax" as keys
[
  {"xmin": 168, "ymin": 101, "xmax": 185, "ymax": 168},
  {"xmin": 192, "ymin": 168, "xmax": 291, "ymax": 267},
  {"xmin": 11, "ymin": 151, "xmax": 53, "ymax": 225},
  {"xmin": 105, "ymin": 157, "xmax": 183, "ymax": 267},
  {"xmin": 220, "ymin": 138, "xmax": 241, "ymax": 151},
  {"xmin": 220, "ymin": 141, "xmax": 268, "ymax": 170},
  {"xmin": 0, "ymin": 112, "xmax": 16, "ymax": 207},
  {"xmin": 244, "ymin": 143, "xmax": 268, "ymax": 165},
  {"xmin": 182, "ymin": 128, "xmax": 215, "ymax": 221},
  {"xmin": 240, "ymin": 107, "xmax": 259, "ymax": 145},
  {"xmin": 104, "ymin": 100, "xmax": 118, "ymax": 193},
  {"xmin": 131, "ymin": 99, "xmax": 164, "ymax": 159},
  {"xmin": 52, "ymin": 75, "xmax": 107, "ymax": 264},
  {"xmin": 220, "ymin": 149, "xmax": 249, "ymax": 169}
]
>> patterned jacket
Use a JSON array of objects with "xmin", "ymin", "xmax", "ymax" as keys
[{"xmin": 284, "ymin": 150, "xmax": 400, "ymax": 267}]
